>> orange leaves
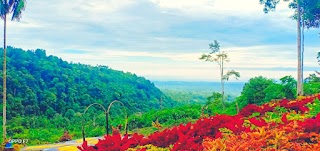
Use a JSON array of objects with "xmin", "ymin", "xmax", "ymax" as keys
[
  {"xmin": 202, "ymin": 93, "xmax": 320, "ymax": 151},
  {"xmin": 203, "ymin": 119, "xmax": 320, "ymax": 151},
  {"xmin": 203, "ymin": 138, "xmax": 226, "ymax": 151}
]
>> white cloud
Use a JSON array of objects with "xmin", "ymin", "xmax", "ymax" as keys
[
  {"xmin": 0, "ymin": 0, "xmax": 318, "ymax": 82},
  {"xmin": 150, "ymin": 0, "xmax": 291, "ymax": 18}
]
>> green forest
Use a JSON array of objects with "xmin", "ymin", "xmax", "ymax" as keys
[{"xmin": 0, "ymin": 47, "xmax": 177, "ymax": 144}]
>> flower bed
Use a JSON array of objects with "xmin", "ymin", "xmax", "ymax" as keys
[{"xmin": 78, "ymin": 94, "xmax": 320, "ymax": 151}]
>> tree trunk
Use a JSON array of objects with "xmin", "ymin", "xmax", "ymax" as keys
[
  {"xmin": 297, "ymin": 4, "xmax": 303, "ymax": 96},
  {"xmin": 301, "ymin": 7, "xmax": 305, "ymax": 95},
  {"xmin": 236, "ymin": 101, "xmax": 239, "ymax": 113},
  {"xmin": 3, "ymin": 13, "xmax": 7, "ymax": 143},
  {"xmin": 220, "ymin": 56, "xmax": 225, "ymax": 109}
]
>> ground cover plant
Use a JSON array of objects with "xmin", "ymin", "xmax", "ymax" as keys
[{"xmin": 78, "ymin": 94, "xmax": 320, "ymax": 151}]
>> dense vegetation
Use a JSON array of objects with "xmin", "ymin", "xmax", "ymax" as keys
[
  {"xmin": 0, "ymin": 47, "xmax": 176, "ymax": 144},
  {"xmin": 0, "ymin": 46, "xmax": 175, "ymax": 118},
  {"xmin": 159, "ymin": 89, "xmax": 209, "ymax": 104},
  {"xmin": 237, "ymin": 75, "xmax": 320, "ymax": 108}
]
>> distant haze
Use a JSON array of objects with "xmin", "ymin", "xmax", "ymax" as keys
[{"xmin": 153, "ymin": 81, "xmax": 245, "ymax": 96}]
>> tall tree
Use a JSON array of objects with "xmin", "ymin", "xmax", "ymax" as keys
[
  {"xmin": 260, "ymin": 0, "xmax": 303, "ymax": 95},
  {"xmin": 200, "ymin": 40, "xmax": 240, "ymax": 109},
  {"xmin": 259, "ymin": 0, "xmax": 320, "ymax": 96},
  {"xmin": 0, "ymin": 0, "xmax": 26, "ymax": 142},
  {"xmin": 291, "ymin": 0, "xmax": 320, "ymax": 93}
]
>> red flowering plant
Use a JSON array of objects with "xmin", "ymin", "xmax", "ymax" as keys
[
  {"xmin": 171, "ymin": 136, "xmax": 204, "ymax": 151},
  {"xmin": 260, "ymin": 104, "xmax": 275, "ymax": 114},
  {"xmin": 239, "ymin": 104, "xmax": 262, "ymax": 117},
  {"xmin": 301, "ymin": 113, "xmax": 320, "ymax": 133},
  {"xmin": 77, "ymin": 133, "xmax": 144, "ymax": 151},
  {"xmin": 248, "ymin": 117, "xmax": 268, "ymax": 127},
  {"xmin": 79, "ymin": 93, "xmax": 320, "ymax": 151},
  {"xmin": 278, "ymin": 94, "xmax": 320, "ymax": 113},
  {"xmin": 141, "ymin": 128, "xmax": 179, "ymax": 148},
  {"xmin": 141, "ymin": 114, "xmax": 249, "ymax": 150}
]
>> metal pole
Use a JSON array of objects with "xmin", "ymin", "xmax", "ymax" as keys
[
  {"xmin": 82, "ymin": 120, "xmax": 85, "ymax": 142},
  {"xmin": 125, "ymin": 116, "xmax": 128, "ymax": 135},
  {"xmin": 106, "ymin": 112, "xmax": 109, "ymax": 135},
  {"xmin": 82, "ymin": 103, "xmax": 107, "ymax": 142}
]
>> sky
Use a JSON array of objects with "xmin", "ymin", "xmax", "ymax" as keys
[{"xmin": 2, "ymin": 0, "xmax": 320, "ymax": 82}]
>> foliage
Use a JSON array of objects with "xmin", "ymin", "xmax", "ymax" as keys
[
  {"xmin": 80, "ymin": 93, "xmax": 320, "ymax": 150},
  {"xmin": 0, "ymin": 0, "xmax": 27, "ymax": 21},
  {"xmin": 0, "ymin": 46, "xmax": 174, "ymax": 119},
  {"xmin": 78, "ymin": 133, "xmax": 144, "ymax": 151},
  {"xmin": 207, "ymin": 92, "xmax": 222, "ymax": 103},
  {"xmin": 160, "ymin": 89, "xmax": 210, "ymax": 104},
  {"xmin": 128, "ymin": 105, "xmax": 202, "ymax": 129},
  {"xmin": 127, "ymin": 144, "xmax": 169, "ymax": 151},
  {"xmin": 300, "ymin": 0, "xmax": 320, "ymax": 28},
  {"xmin": 0, "ymin": 103, "xmax": 203, "ymax": 145},
  {"xmin": 237, "ymin": 76, "xmax": 274, "ymax": 106},
  {"xmin": 205, "ymin": 99, "xmax": 238, "ymax": 116},
  {"xmin": 280, "ymin": 75, "xmax": 297, "ymax": 99},
  {"xmin": 0, "ymin": 46, "xmax": 181, "ymax": 145},
  {"xmin": 304, "ymin": 73, "xmax": 320, "ymax": 95},
  {"xmin": 237, "ymin": 75, "xmax": 320, "ymax": 108}
]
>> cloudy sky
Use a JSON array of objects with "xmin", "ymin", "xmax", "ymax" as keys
[{"xmin": 2, "ymin": 0, "xmax": 320, "ymax": 82}]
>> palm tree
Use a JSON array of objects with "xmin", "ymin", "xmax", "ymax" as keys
[{"xmin": 0, "ymin": 0, "xmax": 26, "ymax": 142}]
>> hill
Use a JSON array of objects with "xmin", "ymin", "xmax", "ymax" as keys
[{"xmin": 0, "ymin": 46, "xmax": 174, "ymax": 119}]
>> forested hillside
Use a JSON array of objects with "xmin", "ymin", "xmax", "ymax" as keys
[{"xmin": 0, "ymin": 46, "xmax": 174, "ymax": 119}]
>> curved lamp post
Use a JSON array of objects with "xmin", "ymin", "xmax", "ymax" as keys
[
  {"xmin": 106, "ymin": 100, "xmax": 128, "ymax": 135},
  {"xmin": 81, "ymin": 100, "xmax": 128, "ymax": 142},
  {"xmin": 81, "ymin": 103, "xmax": 107, "ymax": 142}
]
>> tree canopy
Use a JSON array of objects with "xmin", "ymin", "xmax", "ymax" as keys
[{"xmin": 0, "ymin": 46, "xmax": 175, "ymax": 119}]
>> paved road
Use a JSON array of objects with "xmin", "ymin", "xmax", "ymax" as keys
[{"xmin": 20, "ymin": 137, "xmax": 101, "ymax": 151}]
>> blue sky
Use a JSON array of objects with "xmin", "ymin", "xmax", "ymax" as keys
[{"xmin": 2, "ymin": 0, "xmax": 320, "ymax": 82}]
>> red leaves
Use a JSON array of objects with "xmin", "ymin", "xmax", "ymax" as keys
[
  {"xmin": 281, "ymin": 113, "xmax": 288, "ymax": 123},
  {"xmin": 77, "ymin": 141, "xmax": 99, "ymax": 151},
  {"xmin": 172, "ymin": 136, "xmax": 203, "ymax": 151},
  {"xmin": 239, "ymin": 104, "xmax": 261, "ymax": 117},
  {"xmin": 77, "ymin": 134, "xmax": 144, "ymax": 151},
  {"xmin": 280, "ymin": 100, "xmax": 310, "ymax": 113},
  {"xmin": 248, "ymin": 117, "xmax": 267, "ymax": 127},
  {"xmin": 302, "ymin": 114, "xmax": 320, "ymax": 133},
  {"xmin": 78, "ymin": 93, "xmax": 320, "ymax": 151},
  {"xmin": 144, "ymin": 115, "xmax": 245, "ymax": 150}
]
